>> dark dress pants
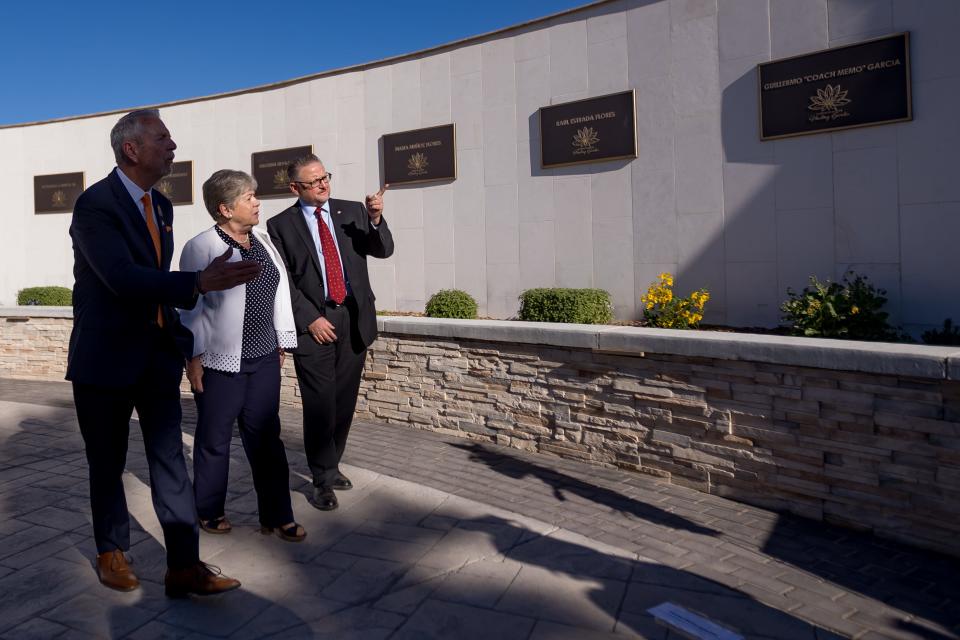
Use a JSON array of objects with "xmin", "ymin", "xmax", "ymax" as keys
[
  {"xmin": 193, "ymin": 351, "xmax": 294, "ymax": 527},
  {"xmin": 293, "ymin": 298, "xmax": 366, "ymax": 486},
  {"xmin": 73, "ymin": 330, "xmax": 199, "ymax": 569}
]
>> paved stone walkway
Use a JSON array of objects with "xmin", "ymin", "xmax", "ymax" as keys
[{"xmin": 0, "ymin": 377, "xmax": 957, "ymax": 639}]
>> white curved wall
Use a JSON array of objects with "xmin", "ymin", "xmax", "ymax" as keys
[{"xmin": 1, "ymin": 0, "xmax": 958, "ymax": 334}]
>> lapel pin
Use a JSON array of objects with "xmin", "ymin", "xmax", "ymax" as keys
[{"xmin": 164, "ymin": 225, "xmax": 172, "ymax": 233}]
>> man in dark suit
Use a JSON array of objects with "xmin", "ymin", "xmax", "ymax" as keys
[
  {"xmin": 267, "ymin": 154, "xmax": 393, "ymax": 510},
  {"xmin": 69, "ymin": 109, "xmax": 260, "ymax": 596}
]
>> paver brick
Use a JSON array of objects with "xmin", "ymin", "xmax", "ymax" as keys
[{"xmin": 1, "ymin": 381, "xmax": 959, "ymax": 639}]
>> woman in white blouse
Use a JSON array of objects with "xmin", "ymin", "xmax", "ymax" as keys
[{"xmin": 179, "ymin": 169, "xmax": 304, "ymax": 542}]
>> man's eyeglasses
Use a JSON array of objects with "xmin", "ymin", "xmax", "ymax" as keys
[{"xmin": 294, "ymin": 173, "xmax": 333, "ymax": 189}]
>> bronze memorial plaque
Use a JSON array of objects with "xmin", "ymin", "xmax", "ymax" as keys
[
  {"xmin": 251, "ymin": 145, "xmax": 312, "ymax": 199},
  {"xmin": 154, "ymin": 161, "xmax": 193, "ymax": 206},
  {"xmin": 34, "ymin": 172, "xmax": 84, "ymax": 214},
  {"xmin": 539, "ymin": 90, "xmax": 637, "ymax": 169},
  {"xmin": 758, "ymin": 33, "xmax": 911, "ymax": 140},
  {"xmin": 382, "ymin": 124, "xmax": 456, "ymax": 186}
]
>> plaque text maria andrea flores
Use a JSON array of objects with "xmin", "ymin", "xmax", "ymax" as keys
[{"xmin": 382, "ymin": 124, "xmax": 456, "ymax": 186}]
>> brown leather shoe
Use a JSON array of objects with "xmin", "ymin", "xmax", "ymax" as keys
[
  {"xmin": 96, "ymin": 549, "xmax": 140, "ymax": 591},
  {"xmin": 164, "ymin": 562, "xmax": 241, "ymax": 598}
]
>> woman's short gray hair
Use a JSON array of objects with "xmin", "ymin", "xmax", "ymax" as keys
[
  {"xmin": 110, "ymin": 109, "xmax": 160, "ymax": 165},
  {"xmin": 202, "ymin": 170, "xmax": 257, "ymax": 222}
]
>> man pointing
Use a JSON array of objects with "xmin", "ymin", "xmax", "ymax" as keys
[{"xmin": 268, "ymin": 154, "xmax": 393, "ymax": 510}]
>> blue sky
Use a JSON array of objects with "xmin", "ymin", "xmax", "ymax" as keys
[{"xmin": 0, "ymin": 0, "xmax": 590, "ymax": 126}]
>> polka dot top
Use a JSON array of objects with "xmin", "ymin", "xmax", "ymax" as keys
[{"xmin": 215, "ymin": 226, "xmax": 280, "ymax": 361}]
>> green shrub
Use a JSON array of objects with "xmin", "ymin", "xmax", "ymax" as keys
[
  {"xmin": 518, "ymin": 288, "xmax": 612, "ymax": 324},
  {"xmin": 17, "ymin": 286, "xmax": 72, "ymax": 306},
  {"xmin": 922, "ymin": 319, "xmax": 960, "ymax": 346},
  {"xmin": 425, "ymin": 289, "xmax": 478, "ymax": 319},
  {"xmin": 780, "ymin": 272, "xmax": 898, "ymax": 341}
]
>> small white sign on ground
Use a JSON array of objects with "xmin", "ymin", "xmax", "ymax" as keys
[{"xmin": 647, "ymin": 602, "xmax": 744, "ymax": 640}]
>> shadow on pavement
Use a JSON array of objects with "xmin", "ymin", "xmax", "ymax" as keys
[
  {"xmin": 760, "ymin": 515, "xmax": 960, "ymax": 640},
  {"xmin": 451, "ymin": 441, "xmax": 719, "ymax": 536},
  {"xmin": 0, "ymin": 400, "xmax": 308, "ymax": 639}
]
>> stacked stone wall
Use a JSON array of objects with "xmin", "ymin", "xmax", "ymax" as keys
[
  {"xmin": 0, "ymin": 315, "xmax": 71, "ymax": 380},
  {"xmin": 355, "ymin": 333, "xmax": 960, "ymax": 556}
]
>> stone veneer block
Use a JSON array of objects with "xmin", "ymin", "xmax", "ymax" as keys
[
  {"xmin": 775, "ymin": 207, "xmax": 834, "ymax": 294},
  {"xmin": 587, "ymin": 38, "xmax": 628, "ymax": 95},
  {"xmin": 675, "ymin": 115, "xmax": 723, "ymax": 215},
  {"xmin": 724, "ymin": 262, "xmax": 779, "ymax": 328},
  {"xmin": 897, "ymin": 77, "xmax": 960, "ymax": 206},
  {"xmin": 420, "ymin": 55, "xmax": 452, "ymax": 127},
  {"xmin": 515, "ymin": 57, "xmax": 550, "ymax": 142},
  {"xmin": 482, "ymin": 39, "xmax": 516, "ymax": 110},
  {"xmin": 948, "ymin": 354, "xmax": 960, "ymax": 381},
  {"xmin": 827, "ymin": 0, "xmax": 892, "ymax": 41},
  {"xmin": 592, "ymin": 218, "xmax": 635, "ymax": 319},
  {"xmin": 719, "ymin": 53, "xmax": 774, "ymax": 164},
  {"xmin": 900, "ymin": 202, "xmax": 960, "ymax": 326},
  {"xmin": 770, "ymin": 0, "xmax": 827, "ymax": 58},
  {"xmin": 587, "ymin": 4, "xmax": 627, "ymax": 44},
  {"xmin": 833, "ymin": 147, "xmax": 900, "ymax": 264},
  {"xmin": 519, "ymin": 221, "xmax": 556, "ymax": 289},
  {"xmin": 363, "ymin": 67, "xmax": 392, "ymax": 131},
  {"xmin": 670, "ymin": 15, "xmax": 721, "ymax": 118},
  {"xmin": 892, "ymin": 0, "xmax": 960, "ymax": 83},
  {"xmin": 549, "ymin": 21, "xmax": 588, "ymax": 97},
  {"xmin": 718, "ymin": 0, "xmax": 770, "ymax": 61},
  {"xmin": 722, "ymin": 162, "xmax": 776, "ymax": 262},
  {"xmin": 626, "ymin": 0, "xmax": 671, "ymax": 84}
]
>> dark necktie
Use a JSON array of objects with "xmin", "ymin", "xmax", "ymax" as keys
[
  {"xmin": 315, "ymin": 210, "xmax": 346, "ymax": 304},
  {"xmin": 141, "ymin": 193, "xmax": 164, "ymax": 327}
]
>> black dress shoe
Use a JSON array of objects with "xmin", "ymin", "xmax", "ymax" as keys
[
  {"xmin": 331, "ymin": 474, "xmax": 353, "ymax": 491},
  {"xmin": 310, "ymin": 485, "xmax": 339, "ymax": 510}
]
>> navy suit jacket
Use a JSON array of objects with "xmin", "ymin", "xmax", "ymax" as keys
[
  {"xmin": 267, "ymin": 198, "xmax": 393, "ymax": 352},
  {"xmin": 66, "ymin": 168, "xmax": 197, "ymax": 386}
]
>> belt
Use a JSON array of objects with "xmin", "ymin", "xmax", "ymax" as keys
[{"xmin": 324, "ymin": 296, "xmax": 354, "ymax": 309}]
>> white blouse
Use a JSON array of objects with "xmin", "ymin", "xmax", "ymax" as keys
[{"xmin": 179, "ymin": 226, "xmax": 297, "ymax": 372}]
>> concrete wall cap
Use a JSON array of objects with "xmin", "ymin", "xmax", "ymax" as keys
[
  {"xmin": 379, "ymin": 316, "xmax": 604, "ymax": 349},
  {"xmin": 0, "ymin": 306, "xmax": 73, "ymax": 318}
]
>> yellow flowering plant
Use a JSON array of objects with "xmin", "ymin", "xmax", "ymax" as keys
[
  {"xmin": 780, "ymin": 272, "xmax": 900, "ymax": 341},
  {"xmin": 640, "ymin": 273, "xmax": 709, "ymax": 329}
]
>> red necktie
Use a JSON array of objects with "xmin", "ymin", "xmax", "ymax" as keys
[
  {"xmin": 315, "ymin": 211, "xmax": 347, "ymax": 304},
  {"xmin": 141, "ymin": 193, "xmax": 164, "ymax": 327}
]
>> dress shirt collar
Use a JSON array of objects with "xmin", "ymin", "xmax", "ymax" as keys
[
  {"xmin": 116, "ymin": 167, "xmax": 150, "ymax": 214},
  {"xmin": 299, "ymin": 199, "xmax": 330, "ymax": 221}
]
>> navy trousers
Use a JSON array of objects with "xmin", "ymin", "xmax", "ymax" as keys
[
  {"xmin": 73, "ymin": 330, "xmax": 199, "ymax": 569},
  {"xmin": 193, "ymin": 351, "xmax": 293, "ymax": 527}
]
